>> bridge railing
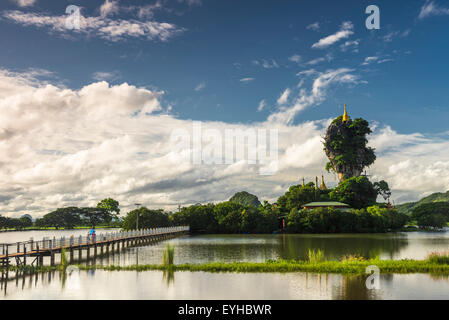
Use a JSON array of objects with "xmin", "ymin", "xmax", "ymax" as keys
[{"xmin": 0, "ymin": 226, "xmax": 189, "ymax": 256}]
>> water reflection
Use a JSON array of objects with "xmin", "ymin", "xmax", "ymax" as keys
[{"xmin": 1, "ymin": 268, "xmax": 449, "ymax": 299}]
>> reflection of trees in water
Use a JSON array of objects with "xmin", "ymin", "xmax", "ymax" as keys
[
  {"xmin": 279, "ymin": 234, "xmax": 408, "ymax": 261},
  {"xmin": 332, "ymin": 275, "xmax": 381, "ymax": 300},
  {"xmin": 178, "ymin": 235, "xmax": 281, "ymax": 263}
]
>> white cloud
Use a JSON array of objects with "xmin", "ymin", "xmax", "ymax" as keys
[
  {"xmin": 361, "ymin": 56, "xmax": 379, "ymax": 65},
  {"xmin": 257, "ymin": 100, "xmax": 266, "ymax": 112},
  {"xmin": 92, "ymin": 71, "xmax": 120, "ymax": 81},
  {"xmin": 194, "ymin": 82, "xmax": 206, "ymax": 91},
  {"xmin": 418, "ymin": 1, "xmax": 449, "ymax": 19},
  {"xmin": 306, "ymin": 22, "xmax": 320, "ymax": 31},
  {"xmin": 312, "ymin": 21, "xmax": 354, "ymax": 49},
  {"xmin": 288, "ymin": 54, "xmax": 301, "ymax": 63},
  {"xmin": 268, "ymin": 68, "xmax": 360, "ymax": 125},
  {"xmin": 305, "ymin": 54, "xmax": 333, "ymax": 66},
  {"xmin": 100, "ymin": 0, "xmax": 120, "ymax": 17},
  {"xmin": 253, "ymin": 59, "xmax": 279, "ymax": 69},
  {"xmin": 11, "ymin": 0, "xmax": 36, "ymax": 7},
  {"xmin": 277, "ymin": 88, "xmax": 291, "ymax": 105},
  {"xmin": 3, "ymin": 9, "xmax": 184, "ymax": 42},
  {"xmin": 240, "ymin": 77, "xmax": 255, "ymax": 83},
  {"xmin": 340, "ymin": 39, "xmax": 359, "ymax": 52},
  {"xmin": 1, "ymin": 69, "xmax": 449, "ymax": 217}
]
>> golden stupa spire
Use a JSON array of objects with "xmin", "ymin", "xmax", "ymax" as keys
[
  {"xmin": 342, "ymin": 103, "xmax": 349, "ymax": 122},
  {"xmin": 315, "ymin": 176, "xmax": 319, "ymax": 190},
  {"xmin": 302, "ymin": 177, "xmax": 305, "ymax": 187},
  {"xmin": 320, "ymin": 175, "xmax": 327, "ymax": 190}
]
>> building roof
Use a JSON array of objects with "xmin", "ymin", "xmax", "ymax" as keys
[{"xmin": 302, "ymin": 201, "xmax": 350, "ymax": 207}]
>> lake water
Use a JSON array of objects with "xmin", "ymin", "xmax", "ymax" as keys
[{"xmin": 1, "ymin": 229, "xmax": 449, "ymax": 299}]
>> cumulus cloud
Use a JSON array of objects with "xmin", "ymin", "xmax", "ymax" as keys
[
  {"xmin": 418, "ymin": 1, "xmax": 449, "ymax": 19},
  {"xmin": 1, "ymin": 69, "xmax": 449, "ymax": 218},
  {"xmin": 100, "ymin": 0, "xmax": 120, "ymax": 17},
  {"xmin": 2, "ymin": 9, "xmax": 184, "ymax": 42},
  {"xmin": 312, "ymin": 21, "xmax": 354, "ymax": 49}
]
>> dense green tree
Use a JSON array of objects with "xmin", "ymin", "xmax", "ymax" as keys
[
  {"xmin": 286, "ymin": 206, "xmax": 406, "ymax": 234},
  {"xmin": 96, "ymin": 198, "xmax": 120, "ymax": 215},
  {"xmin": 80, "ymin": 207, "xmax": 112, "ymax": 226},
  {"xmin": 374, "ymin": 180, "xmax": 392, "ymax": 202},
  {"xmin": 170, "ymin": 204, "xmax": 218, "ymax": 233},
  {"xmin": 411, "ymin": 202, "xmax": 449, "ymax": 229},
  {"xmin": 329, "ymin": 176, "xmax": 378, "ymax": 209},
  {"xmin": 36, "ymin": 207, "xmax": 82, "ymax": 229},
  {"xmin": 277, "ymin": 183, "xmax": 316, "ymax": 214},
  {"xmin": 229, "ymin": 191, "xmax": 261, "ymax": 207},
  {"xmin": 122, "ymin": 207, "xmax": 170, "ymax": 230},
  {"xmin": 324, "ymin": 116, "xmax": 376, "ymax": 181}
]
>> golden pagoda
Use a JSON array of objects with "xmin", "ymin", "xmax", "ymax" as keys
[
  {"xmin": 342, "ymin": 103, "xmax": 350, "ymax": 122},
  {"xmin": 302, "ymin": 177, "xmax": 305, "ymax": 187},
  {"xmin": 315, "ymin": 176, "xmax": 319, "ymax": 190},
  {"xmin": 320, "ymin": 175, "xmax": 327, "ymax": 190}
]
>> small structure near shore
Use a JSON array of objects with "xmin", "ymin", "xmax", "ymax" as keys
[{"xmin": 302, "ymin": 202, "xmax": 351, "ymax": 211}]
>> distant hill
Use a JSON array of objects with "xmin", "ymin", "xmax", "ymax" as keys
[
  {"xmin": 229, "ymin": 191, "xmax": 261, "ymax": 207},
  {"xmin": 396, "ymin": 190, "xmax": 449, "ymax": 215}
]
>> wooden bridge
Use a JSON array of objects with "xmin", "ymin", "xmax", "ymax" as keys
[{"xmin": 0, "ymin": 226, "xmax": 189, "ymax": 268}]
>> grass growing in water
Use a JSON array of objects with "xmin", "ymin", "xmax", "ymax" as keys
[
  {"xmin": 427, "ymin": 251, "xmax": 449, "ymax": 265},
  {"xmin": 308, "ymin": 249, "xmax": 325, "ymax": 263},
  {"xmin": 163, "ymin": 243, "xmax": 174, "ymax": 266}
]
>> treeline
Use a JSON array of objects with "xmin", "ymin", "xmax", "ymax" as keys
[
  {"xmin": 411, "ymin": 202, "xmax": 449, "ymax": 229},
  {"xmin": 0, "ymin": 215, "xmax": 32, "ymax": 230},
  {"xmin": 121, "ymin": 202, "xmax": 279, "ymax": 233},
  {"xmin": 287, "ymin": 206, "xmax": 407, "ymax": 233},
  {"xmin": 1, "ymin": 198, "xmax": 121, "ymax": 230}
]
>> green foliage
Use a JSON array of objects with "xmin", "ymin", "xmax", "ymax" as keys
[
  {"xmin": 277, "ymin": 183, "xmax": 317, "ymax": 214},
  {"xmin": 427, "ymin": 252, "xmax": 449, "ymax": 265},
  {"xmin": 329, "ymin": 176, "xmax": 378, "ymax": 209},
  {"xmin": 163, "ymin": 244, "xmax": 175, "ymax": 266},
  {"xmin": 286, "ymin": 206, "xmax": 407, "ymax": 233},
  {"xmin": 229, "ymin": 191, "xmax": 261, "ymax": 207},
  {"xmin": 170, "ymin": 201, "xmax": 279, "ymax": 234},
  {"xmin": 35, "ymin": 207, "xmax": 82, "ymax": 229},
  {"xmin": 0, "ymin": 215, "xmax": 33, "ymax": 230},
  {"xmin": 373, "ymin": 180, "xmax": 392, "ymax": 201},
  {"xmin": 397, "ymin": 190, "xmax": 449, "ymax": 215},
  {"xmin": 411, "ymin": 202, "xmax": 449, "ymax": 228},
  {"xmin": 324, "ymin": 117, "xmax": 376, "ymax": 179},
  {"xmin": 308, "ymin": 249, "xmax": 325, "ymax": 263},
  {"xmin": 96, "ymin": 198, "xmax": 120, "ymax": 215},
  {"xmin": 122, "ymin": 207, "xmax": 170, "ymax": 230}
]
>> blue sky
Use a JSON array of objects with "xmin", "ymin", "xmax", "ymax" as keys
[
  {"xmin": 1, "ymin": 0, "xmax": 448, "ymax": 132},
  {"xmin": 1, "ymin": 0, "xmax": 449, "ymax": 216}
]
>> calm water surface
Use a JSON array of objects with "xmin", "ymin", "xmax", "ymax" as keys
[
  {"xmin": 1, "ymin": 270, "xmax": 449, "ymax": 300},
  {"xmin": 1, "ymin": 229, "xmax": 449, "ymax": 299}
]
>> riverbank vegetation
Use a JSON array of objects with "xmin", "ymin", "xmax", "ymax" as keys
[{"xmin": 5, "ymin": 252, "xmax": 449, "ymax": 275}]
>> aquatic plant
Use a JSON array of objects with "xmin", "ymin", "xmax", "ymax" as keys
[
  {"xmin": 308, "ymin": 249, "xmax": 325, "ymax": 263},
  {"xmin": 163, "ymin": 243, "xmax": 174, "ymax": 266},
  {"xmin": 426, "ymin": 251, "xmax": 449, "ymax": 265}
]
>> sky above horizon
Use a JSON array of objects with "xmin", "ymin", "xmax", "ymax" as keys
[{"xmin": 1, "ymin": 0, "xmax": 449, "ymax": 217}]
